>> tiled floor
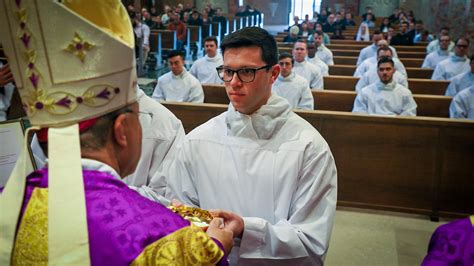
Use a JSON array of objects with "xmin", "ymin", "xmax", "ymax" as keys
[{"xmin": 325, "ymin": 207, "xmax": 449, "ymax": 266}]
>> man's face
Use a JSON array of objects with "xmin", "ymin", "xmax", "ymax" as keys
[
  {"xmin": 292, "ymin": 42, "xmax": 307, "ymax": 62},
  {"xmin": 204, "ymin": 41, "xmax": 217, "ymax": 57},
  {"xmin": 388, "ymin": 28, "xmax": 395, "ymax": 36},
  {"xmin": 168, "ymin": 55, "xmax": 184, "ymax": 75},
  {"xmin": 223, "ymin": 46, "xmax": 278, "ymax": 115},
  {"xmin": 278, "ymin": 57, "xmax": 293, "ymax": 77},
  {"xmin": 378, "ymin": 62, "xmax": 395, "ymax": 84},
  {"xmin": 377, "ymin": 50, "xmax": 392, "ymax": 61},
  {"xmin": 439, "ymin": 36, "xmax": 451, "ymax": 50},
  {"xmin": 415, "ymin": 23, "xmax": 423, "ymax": 32},
  {"xmin": 454, "ymin": 39, "xmax": 469, "ymax": 57},
  {"xmin": 400, "ymin": 24, "xmax": 408, "ymax": 33},
  {"xmin": 314, "ymin": 33, "xmax": 323, "ymax": 46},
  {"xmin": 316, "ymin": 24, "xmax": 323, "ymax": 31},
  {"xmin": 377, "ymin": 40, "xmax": 389, "ymax": 49},
  {"xmin": 328, "ymin": 14, "xmax": 335, "ymax": 23},
  {"xmin": 373, "ymin": 34, "xmax": 383, "ymax": 45}
]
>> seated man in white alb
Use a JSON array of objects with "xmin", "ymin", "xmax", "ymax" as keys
[
  {"xmin": 356, "ymin": 30, "xmax": 398, "ymax": 66},
  {"xmin": 354, "ymin": 40, "xmax": 407, "ymax": 77},
  {"xmin": 272, "ymin": 53, "xmax": 314, "ymax": 110},
  {"xmin": 426, "ymin": 27, "xmax": 455, "ymax": 54},
  {"xmin": 189, "ymin": 36, "xmax": 223, "ymax": 84},
  {"xmin": 432, "ymin": 37, "xmax": 471, "ymax": 81},
  {"xmin": 307, "ymin": 51, "xmax": 329, "ymax": 76},
  {"xmin": 152, "ymin": 50, "xmax": 204, "ymax": 102},
  {"xmin": 312, "ymin": 30, "xmax": 334, "ymax": 65},
  {"xmin": 355, "ymin": 47, "xmax": 408, "ymax": 92},
  {"xmin": 124, "ymin": 88, "xmax": 185, "ymax": 201},
  {"xmin": 422, "ymin": 35, "xmax": 452, "ymax": 69},
  {"xmin": 449, "ymin": 84, "xmax": 474, "ymax": 120},
  {"xmin": 445, "ymin": 55, "xmax": 474, "ymax": 96},
  {"xmin": 353, "ymin": 57, "xmax": 417, "ymax": 116},
  {"xmin": 292, "ymin": 40, "xmax": 324, "ymax": 90}
]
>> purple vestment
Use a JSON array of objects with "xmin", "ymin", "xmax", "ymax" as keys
[
  {"xmin": 421, "ymin": 217, "xmax": 474, "ymax": 266},
  {"xmin": 9, "ymin": 168, "xmax": 227, "ymax": 265}
]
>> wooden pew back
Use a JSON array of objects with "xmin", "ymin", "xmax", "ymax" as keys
[
  {"xmin": 329, "ymin": 65, "xmax": 433, "ymax": 79},
  {"xmin": 312, "ymin": 90, "xmax": 451, "ymax": 118},
  {"xmin": 201, "ymin": 85, "xmax": 452, "ymax": 118},
  {"xmin": 323, "ymin": 76, "xmax": 449, "ymax": 95},
  {"xmin": 162, "ymin": 102, "xmax": 474, "ymax": 219}
]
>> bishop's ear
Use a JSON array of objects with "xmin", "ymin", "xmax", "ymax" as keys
[{"xmin": 113, "ymin": 114, "xmax": 128, "ymax": 148}]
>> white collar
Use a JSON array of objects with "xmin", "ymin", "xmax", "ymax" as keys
[
  {"xmin": 278, "ymin": 72, "xmax": 295, "ymax": 81},
  {"xmin": 226, "ymin": 94, "xmax": 291, "ymax": 140},
  {"xmin": 376, "ymin": 79, "xmax": 397, "ymax": 91},
  {"xmin": 205, "ymin": 53, "xmax": 221, "ymax": 62},
  {"xmin": 81, "ymin": 158, "xmax": 121, "ymax": 180},
  {"xmin": 172, "ymin": 68, "xmax": 187, "ymax": 79}
]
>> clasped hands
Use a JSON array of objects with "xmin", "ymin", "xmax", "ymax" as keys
[{"xmin": 171, "ymin": 199, "xmax": 244, "ymax": 255}]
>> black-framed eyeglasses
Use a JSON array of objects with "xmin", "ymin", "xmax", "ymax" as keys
[
  {"xmin": 216, "ymin": 65, "xmax": 271, "ymax": 83},
  {"xmin": 456, "ymin": 44, "xmax": 468, "ymax": 48}
]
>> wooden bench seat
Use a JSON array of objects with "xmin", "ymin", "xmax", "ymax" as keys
[
  {"xmin": 329, "ymin": 65, "xmax": 433, "ymax": 79},
  {"xmin": 333, "ymin": 56, "xmax": 424, "ymax": 67},
  {"xmin": 323, "ymin": 76, "xmax": 448, "ymax": 95},
  {"xmin": 201, "ymin": 85, "xmax": 452, "ymax": 118},
  {"xmin": 162, "ymin": 101, "xmax": 474, "ymax": 219},
  {"xmin": 312, "ymin": 90, "xmax": 451, "ymax": 118}
]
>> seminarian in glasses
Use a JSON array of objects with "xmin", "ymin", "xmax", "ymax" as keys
[
  {"xmin": 165, "ymin": 27, "xmax": 337, "ymax": 265},
  {"xmin": 432, "ymin": 37, "xmax": 471, "ymax": 81}
]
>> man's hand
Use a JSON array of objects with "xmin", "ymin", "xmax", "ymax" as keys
[
  {"xmin": 0, "ymin": 64, "xmax": 14, "ymax": 87},
  {"xmin": 209, "ymin": 209, "xmax": 244, "ymax": 238},
  {"xmin": 206, "ymin": 217, "xmax": 234, "ymax": 254}
]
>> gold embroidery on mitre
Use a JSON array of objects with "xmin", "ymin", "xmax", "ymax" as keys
[
  {"xmin": 131, "ymin": 225, "xmax": 224, "ymax": 266},
  {"xmin": 12, "ymin": 188, "xmax": 48, "ymax": 265},
  {"xmin": 63, "ymin": 32, "xmax": 96, "ymax": 62}
]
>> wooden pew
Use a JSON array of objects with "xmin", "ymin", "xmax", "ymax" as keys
[
  {"xmin": 162, "ymin": 102, "xmax": 474, "ymax": 219},
  {"xmin": 278, "ymin": 47, "xmax": 426, "ymax": 59},
  {"xmin": 329, "ymin": 65, "xmax": 433, "ymax": 79},
  {"xmin": 277, "ymin": 42, "xmax": 427, "ymax": 53},
  {"xmin": 323, "ymin": 76, "xmax": 449, "ymax": 95},
  {"xmin": 331, "ymin": 49, "xmax": 426, "ymax": 58},
  {"xmin": 201, "ymin": 85, "xmax": 452, "ymax": 118},
  {"xmin": 312, "ymin": 90, "xmax": 451, "ymax": 118},
  {"xmin": 333, "ymin": 56, "xmax": 424, "ymax": 68},
  {"xmin": 327, "ymin": 44, "xmax": 426, "ymax": 52}
]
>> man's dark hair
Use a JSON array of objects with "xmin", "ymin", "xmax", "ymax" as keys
[
  {"xmin": 80, "ymin": 105, "xmax": 134, "ymax": 151},
  {"xmin": 293, "ymin": 40, "xmax": 308, "ymax": 49},
  {"xmin": 204, "ymin": 36, "xmax": 218, "ymax": 46},
  {"xmin": 220, "ymin": 27, "xmax": 277, "ymax": 66},
  {"xmin": 377, "ymin": 56, "xmax": 394, "ymax": 67},
  {"xmin": 401, "ymin": 21, "xmax": 409, "ymax": 27},
  {"xmin": 440, "ymin": 26, "xmax": 450, "ymax": 32},
  {"xmin": 313, "ymin": 30, "xmax": 324, "ymax": 37},
  {"xmin": 167, "ymin": 50, "xmax": 184, "ymax": 60},
  {"xmin": 278, "ymin": 52, "xmax": 294, "ymax": 65},
  {"xmin": 377, "ymin": 46, "xmax": 393, "ymax": 56},
  {"xmin": 455, "ymin": 37, "xmax": 470, "ymax": 46}
]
